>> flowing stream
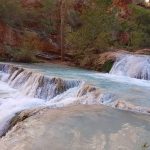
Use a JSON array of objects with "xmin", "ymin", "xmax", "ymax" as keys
[{"xmin": 0, "ymin": 54, "xmax": 150, "ymax": 137}]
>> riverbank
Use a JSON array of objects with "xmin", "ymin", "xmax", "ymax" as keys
[{"xmin": 37, "ymin": 48, "xmax": 150, "ymax": 73}]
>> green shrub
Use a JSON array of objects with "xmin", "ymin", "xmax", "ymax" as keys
[
  {"xmin": 100, "ymin": 60, "xmax": 114, "ymax": 72},
  {"xmin": 0, "ymin": 0, "xmax": 26, "ymax": 28},
  {"xmin": 67, "ymin": 1, "xmax": 150, "ymax": 56},
  {"xmin": 0, "ymin": 0, "xmax": 58, "ymax": 62},
  {"xmin": 66, "ymin": 0, "xmax": 118, "ymax": 52},
  {"xmin": 12, "ymin": 48, "xmax": 36, "ymax": 63},
  {"xmin": 5, "ymin": 39, "xmax": 37, "ymax": 63},
  {"xmin": 128, "ymin": 5, "xmax": 150, "ymax": 48},
  {"xmin": 0, "ymin": 0, "xmax": 58, "ymax": 34}
]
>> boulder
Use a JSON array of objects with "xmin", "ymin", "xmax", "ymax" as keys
[{"xmin": 0, "ymin": 105, "xmax": 150, "ymax": 150}]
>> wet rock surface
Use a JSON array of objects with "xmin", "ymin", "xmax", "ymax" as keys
[
  {"xmin": 0, "ymin": 105, "xmax": 150, "ymax": 150},
  {"xmin": 114, "ymin": 100, "xmax": 150, "ymax": 114}
]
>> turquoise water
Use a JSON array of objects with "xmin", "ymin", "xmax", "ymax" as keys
[{"xmin": 14, "ymin": 63, "xmax": 150, "ymax": 108}]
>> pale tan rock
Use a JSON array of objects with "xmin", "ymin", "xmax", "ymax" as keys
[
  {"xmin": 114, "ymin": 100, "xmax": 150, "ymax": 114},
  {"xmin": 0, "ymin": 105, "xmax": 150, "ymax": 150}
]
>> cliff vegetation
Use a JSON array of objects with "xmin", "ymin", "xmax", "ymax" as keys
[{"xmin": 0, "ymin": 0, "xmax": 149, "ymax": 71}]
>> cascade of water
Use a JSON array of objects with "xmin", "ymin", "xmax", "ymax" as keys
[
  {"xmin": 110, "ymin": 54, "xmax": 150, "ymax": 80},
  {"xmin": 0, "ymin": 64, "xmax": 117, "ymax": 106},
  {"xmin": 0, "ymin": 64, "xmax": 82, "ymax": 100}
]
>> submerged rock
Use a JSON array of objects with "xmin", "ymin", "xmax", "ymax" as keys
[
  {"xmin": 114, "ymin": 100, "xmax": 150, "ymax": 114},
  {"xmin": 77, "ymin": 84, "xmax": 98, "ymax": 97}
]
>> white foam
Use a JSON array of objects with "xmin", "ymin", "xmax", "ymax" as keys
[
  {"xmin": 0, "ymin": 80, "xmax": 45, "ymax": 136},
  {"xmin": 87, "ymin": 72, "xmax": 150, "ymax": 88},
  {"xmin": 110, "ymin": 54, "xmax": 150, "ymax": 80}
]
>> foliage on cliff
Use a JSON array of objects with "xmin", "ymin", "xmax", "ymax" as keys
[
  {"xmin": 0, "ymin": 0, "xmax": 58, "ymax": 62},
  {"xmin": 66, "ymin": 0, "xmax": 150, "ymax": 68},
  {"xmin": 0, "ymin": 0, "xmax": 149, "ymax": 66},
  {"xmin": 67, "ymin": 0, "xmax": 150, "ymax": 50}
]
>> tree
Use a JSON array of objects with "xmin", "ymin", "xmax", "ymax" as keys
[
  {"xmin": 60, "ymin": 0, "xmax": 66, "ymax": 61},
  {"xmin": 60, "ymin": 0, "xmax": 76, "ymax": 61}
]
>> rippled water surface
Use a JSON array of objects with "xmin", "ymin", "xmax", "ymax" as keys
[{"xmin": 14, "ymin": 63, "xmax": 150, "ymax": 107}]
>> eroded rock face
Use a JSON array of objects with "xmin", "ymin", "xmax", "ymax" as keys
[
  {"xmin": 135, "ymin": 49, "xmax": 150, "ymax": 55},
  {"xmin": 0, "ymin": 23, "xmax": 21, "ymax": 47},
  {"xmin": 113, "ymin": 0, "xmax": 132, "ymax": 19},
  {"xmin": 0, "ymin": 105, "xmax": 150, "ymax": 150},
  {"xmin": 91, "ymin": 51, "xmax": 122, "ymax": 72},
  {"xmin": 21, "ymin": 0, "xmax": 42, "ymax": 8},
  {"xmin": 94, "ymin": 52, "xmax": 120, "ymax": 66},
  {"xmin": 0, "ymin": 22, "xmax": 59, "ymax": 53},
  {"xmin": 0, "ymin": 0, "xmax": 59, "ymax": 58}
]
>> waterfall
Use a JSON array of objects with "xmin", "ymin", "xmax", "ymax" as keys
[
  {"xmin": 0, "ymin": 64, "xmax": 117, "ymax": 107},
  {"xmin": 110, "ymin": 54, "xmax": 150, "ymax": 80},
  {"xmin": 0, "ymin": 64, "xmax": 81, "ymax": 101}
]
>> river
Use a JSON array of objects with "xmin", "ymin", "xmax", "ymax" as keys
[{"xmin": 0, "ymin": 54, "xmax": 150, "ymax": 149}]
